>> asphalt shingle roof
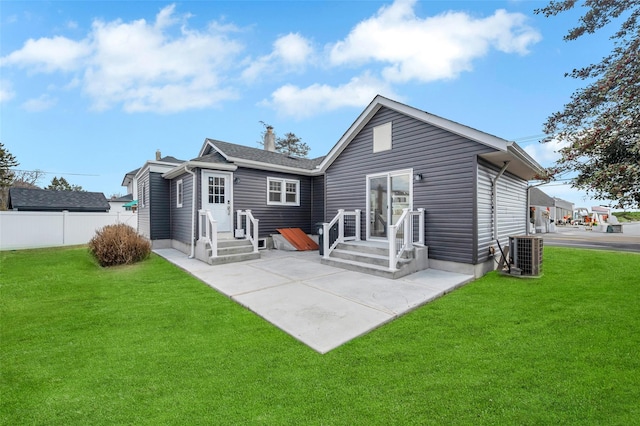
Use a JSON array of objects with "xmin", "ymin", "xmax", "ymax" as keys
[
  {"xmin": 8, "ymin": 188, "xmax": 111, "ymax": 212},
  {"xmin": 205, "ymin": 139, "xmax": 325, "ymax": 170},
  {"xmin": 159, "ymin": 156, "xmax": 184, "ymax": 164}
]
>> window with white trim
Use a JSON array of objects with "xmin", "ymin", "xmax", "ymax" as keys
[
  {"xmin": 140, "ymin": 182, "xmax": 146, "ymax": 207},
  {"xmin": 267, "ymin": 177, "xmax": 300, "ymax": 206},
  {"xmin": 176, "ymin": 179, "xmax": 183, "ymax": 208}
]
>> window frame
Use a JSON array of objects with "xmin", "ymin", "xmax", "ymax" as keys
[
  {"xmin": 140, "ymin": 182, "xmax": 146, "ymax": 208},
  {"xmin": 267, "ymin": 177, "xmax": 300, "ymax": 206},
  {"xmin": 176, "ymin": 179, "xmax": 183, "ymax": 208}
]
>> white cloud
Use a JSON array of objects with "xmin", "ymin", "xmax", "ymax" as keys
[
  {"xmin": 329, "ymin": 0, "xmax": 541, "ymax": 83},
  {"xmin": 0, "ymin": 36, "xmax": 91, "ymax": 73},
  {"xmin": 1, "ymin": 4, "xmax": 243, "ymax": 113},
  {"xmin": 242, "ymin": 33, "xmax": 313, "ymax": 82},
  {"xmin": 524, "ymin": 137, "xmax": 569, "ymax": 166},
  {"xmin": 83, "ymin": 6, "xmax": 243, "ymax": 112},
  {"xmin": 0, "ymin": 80, "xmax": 15, "ymax": 103},
  {"xmin": 21, "ymin": 94, "xmax": 57, "ymax": 112},
  {"xmin": 263, "ymin": 74, "xmax": 397, "ymax": 118}
]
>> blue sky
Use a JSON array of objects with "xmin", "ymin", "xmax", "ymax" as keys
[{"xmin": 0, "ymin": 0, "xmax": 620, "ymax": 208}]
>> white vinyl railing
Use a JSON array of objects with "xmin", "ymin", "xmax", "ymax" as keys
[
  {"xmin": 389, "ymin": 208, "xmax": 425, "ymax": 270},
  {"xmin": 198, "ymin": 209, "xmax": 218, "ymax": 257},
  {"xmin": 322, "ymin": 209, "xmax": 361, "ymax": 259},
  {"xmin": 236, "ymin": 209, "xmax": 259, "ymax": 253}
]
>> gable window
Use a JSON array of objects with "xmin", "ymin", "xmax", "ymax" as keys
[
  {"xmin": 373, "ymin": 121, "xmax": 392, "ymax": 153},
  {"xmin": 176, "ymin": 179, "xmax": 183, "ymax": 208},
  {"xmin": 267, "ymin": 177, "xmax": 299, "ymax": 206}
]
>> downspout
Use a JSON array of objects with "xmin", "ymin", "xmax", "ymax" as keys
[
  {"xmin": 492, "ymin": 161, "xmax": 510, "ymax": 242},
  {"xmin": 183, "ymin": 165, "xmax": 197, "ymax": 258}
]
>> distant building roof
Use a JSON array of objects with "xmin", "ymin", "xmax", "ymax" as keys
[
  {"xmin": 529, "ymin": 187, "xmax": 555, "ymax": 207},
  {"xmin": 553, "ymin": 197, "xmax": 573, "ymax": 211},
  {"xmin": 8, "ymin": 188, "xmax": 110, "ymax": 212},
  {"xmin": 111, "ymin": 194, "xmax": 133, "ymax": 202}
]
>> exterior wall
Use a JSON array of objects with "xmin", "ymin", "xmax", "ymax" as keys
[
  {"xmin": 325, "ymin": 106, "xmax": 495, "ymax": 265},
  {"xmin": 149, "ymin": 172, "xmax": 170, "ymax": 240},
  {"xmin": 137, "ymin": 171, "xmax": 150, "ymax": 239},
  {"xmin": 169, "ymin": 172, "xmax": 195, "ymax": 245},
  {"xmin": 232, "ymin": 168, "xmax": 315, "ymax": 237},
  {"xmin": 311, "ymin": 175, "xmax": 325, "ymax": 228},
  {"xmin": 477, "ymin": 160, "xmax": 528, "ymax": 263},
  {"xmin": 108, "ymin": 201, "xmax": 127, "ymax": 213}
]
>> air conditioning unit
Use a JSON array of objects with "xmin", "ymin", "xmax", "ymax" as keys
[{"xmin": 509, "ymin": 236, "xmax": 543, "ymax": 276}]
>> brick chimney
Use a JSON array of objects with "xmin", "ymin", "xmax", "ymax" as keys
[
  {"xmin": 155, "ymin": 149, "xmax": 161, "ymax": 161},
  {"xmin": 264, "ymin": 126, "xmax": 275, "ymax": 152}
]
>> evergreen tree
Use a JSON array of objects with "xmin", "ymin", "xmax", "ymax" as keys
[
  {"xmin": 47, "ymin": 176, "xmax": 84, "ymax": 191},
  {"xmin": 0, "ymin": 142, "xmax": 19, "ymax": 210}
]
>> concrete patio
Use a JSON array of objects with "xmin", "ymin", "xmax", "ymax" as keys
[{"xmin": 154, "ymin": 248, "xmax": 474, "ymax": 353}]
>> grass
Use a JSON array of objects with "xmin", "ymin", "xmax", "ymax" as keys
[
  {"xmin": 612, "ymin": 211, "xmax": 640, "ymax": 222},
  {"xmin": 1, "ymin": 246, "xmax": 639, "ymax": 425}
]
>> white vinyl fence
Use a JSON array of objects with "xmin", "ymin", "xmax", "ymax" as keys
[{"xmin": 0, "ymin": 211, "xmax": 138, "ymax": 251}]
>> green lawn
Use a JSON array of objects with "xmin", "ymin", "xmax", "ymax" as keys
[{"xmin": 1, "ymin": 246, "xmax": 639, "ymax": 425}]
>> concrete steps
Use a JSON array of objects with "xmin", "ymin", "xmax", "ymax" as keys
[
  {"xmin": 199, "ymin": 238, "xmax": 260, "ymax": 265},
  {"xmin": 321, "ymin": 241, "xmax": 428, "ymax": 279}
]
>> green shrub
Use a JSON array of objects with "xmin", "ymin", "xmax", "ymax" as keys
[{"xmin": 88, "ymin": 224, "xmax": 151, "ymax": 267}]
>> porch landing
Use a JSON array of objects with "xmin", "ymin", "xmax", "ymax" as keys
[{"xmin": 154, "ymin": 248, "xmax": 474, "ymax": 354}]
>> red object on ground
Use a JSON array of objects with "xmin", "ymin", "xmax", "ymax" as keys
[{"xmin": 276, "ymin": 228, "xmax": 319, "ymax": 251}]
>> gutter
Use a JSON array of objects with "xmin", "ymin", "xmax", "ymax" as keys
[
  {"xmin": 492, "ymin": 161, "xmax": 510, "ymax": 241},
  {"xmin": 182, "ymin": 165, "xmax": 197, "ymax": 259}
]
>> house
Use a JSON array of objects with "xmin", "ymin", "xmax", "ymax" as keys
[
  {"xmin": 128, "ymin": 95, "xmax": 544, "ymax": 278},
  {"xmin": 7, "ymin": 187, "xmax": 110, "ymax": 212},
  {"xmin": 108, "ymin": 194, "xmax": 135, "ymax": 213}
]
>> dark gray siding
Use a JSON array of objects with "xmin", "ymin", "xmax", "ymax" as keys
[
  {"xmin": 232, "ymin": 168, "xmax": 314, "ymax": 237},
  {"xmin": 170, "ymin": 172, "xmax": 195, "ymax": 244},
  {"xmin": 149, "ymin": 172, "xmax": 170, "ymax": 240},
  {"xmin": 325, "ymin": 106, "xmax": 495, "ymax": 264},
  {"xmin": 137, "ymin": 171, "xmax": 150, "ymax": 239},
  {"xmin": 311, "ymin": 175, "xmax": 325, "ymax": 227}
]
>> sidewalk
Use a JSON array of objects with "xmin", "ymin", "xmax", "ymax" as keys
[{"xmin": 154, "ymin": 248, "xmax": 474, "ymax": 354}]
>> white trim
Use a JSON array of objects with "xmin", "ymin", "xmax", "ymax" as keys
[
  {"xmin": 140, "ymin": 182, "xmax": 146, "ymax": 208},
  {"xmin": 176, "ymin": 179, "xmax": 183, "ymax": 208},
  {"xmin": 267, "ymin": 177, "xmax": 300, "ymax": 206},
  {"xmin": 135, "ymin": 161, "xmax": 181, "ymax": 180},
  {"xmin": 365, "ymin": 168, "xmax": 413, "ymax": 241},
  {"xmin": 227, "ymin": 158, "xmax": 318, "ymax": 175},
  {"xmin": 163, "ymin": 161, "xmax": 237, "ymax": 179}
]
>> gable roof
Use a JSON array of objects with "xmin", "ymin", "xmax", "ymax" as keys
[
  {"xmin": 8, "ymin": 188, "xmax": 110, "ymax": 212},
  {"xmin": 165, "ymin": 138, "xmax": 325, "ymax": 178},
  {"xmin": 205, "ymin": 139, "xmax": 324, "ymax": 170},
  {"xmin": 318, "ymin": 95, "xmax": 544, "ymax": 180}
]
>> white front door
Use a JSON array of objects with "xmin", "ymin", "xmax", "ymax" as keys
[{"xmin": 202, "ymin": 171, "xmax": 232, "ymax": 232}]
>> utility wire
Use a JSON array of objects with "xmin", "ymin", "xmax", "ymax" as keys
[{"xmin": 11, "ymin": 169, "xmax": 99, "ymax": 177}]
